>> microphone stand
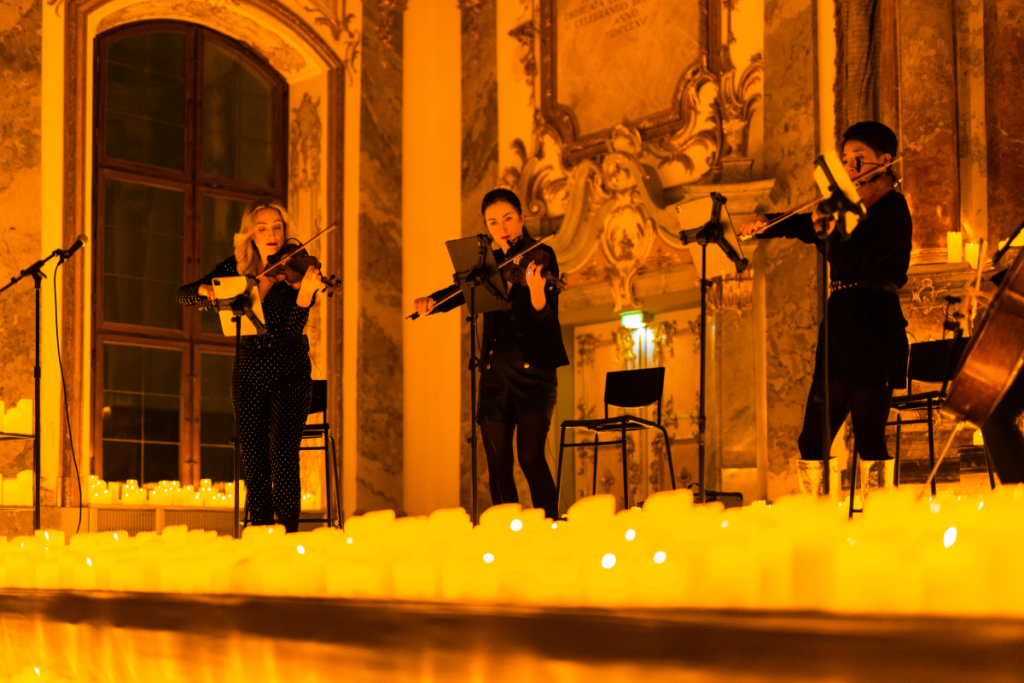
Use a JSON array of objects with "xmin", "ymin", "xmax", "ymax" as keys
[
  {"xmin": 0, "ymin": 244, "xmax": 83, "ymax": 531},
  {"xmin": 679, "ymin": 192, "xmax": 749, "ymax": 505}
]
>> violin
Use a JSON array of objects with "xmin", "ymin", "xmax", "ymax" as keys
[
  {"xmin": 741, "ymin": 156, "xmax": 904, "ymax": 240},
  {"xmin": 264, "ymin": 238, "xmax": 342, "ymax": 297},
  {"xmin": 500, "ymin": 235, "xmax": 567, "ymax": 291}
]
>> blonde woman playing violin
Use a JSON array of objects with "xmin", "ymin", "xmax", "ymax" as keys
[
  {"xmin": 741, "ymin": 122, "xmax": 911, "ymax": 497},
  {"xmin": 177, "ymin": 198, "xmax": 321, "ymax": 533}
]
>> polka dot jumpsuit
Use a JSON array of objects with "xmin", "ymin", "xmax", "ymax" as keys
[{"xmin": 178, "ymin": 256, "xmax": 314, "ymax": 533}]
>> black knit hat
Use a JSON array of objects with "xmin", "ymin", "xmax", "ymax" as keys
[{"xmin": 842, "ymin": 121, "xmax": 898, "ymax": 158}]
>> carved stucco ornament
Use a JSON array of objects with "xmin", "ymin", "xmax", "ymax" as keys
[
  {"xmin": 303, "ymin": 0, "xmax": 360, "ymax": 81},
  {"xmin": 96, "ymin": 0, "xmax": 307, "ymax": 74}
]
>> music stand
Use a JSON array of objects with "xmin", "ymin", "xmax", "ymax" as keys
[
  {"xmin": 210, "ymin": 275, "xmax": 266, "ymax": 538},
  {"xmin": 445, "ymin": 235, "xmax": 510, "ymax": 525},
  {"xmin": 676, "ymin": 192, "xmax": 748, "ymax": 505}
]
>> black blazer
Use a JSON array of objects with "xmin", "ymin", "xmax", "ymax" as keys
[{"xmin": 429, "ymin": 242, "xmax": 569, "ymax": 370}]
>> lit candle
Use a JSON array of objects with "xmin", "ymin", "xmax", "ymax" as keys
[{"xmin": 965, "ymin": 242, "xmax": 980, "ymax": 268}]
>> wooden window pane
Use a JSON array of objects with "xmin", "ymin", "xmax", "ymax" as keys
[
  {"xmin": 200, "ymin": 353, "xmax": 235, "ymax": 482},
  {"xmin": 102, "ymin": 344, "xmax": 181, "ymax": 484},
  {"xmin": 202, "ymin": 41, "xmax": 274, "ymax": 185},
  {"xmin": 200, "ymin": 195, "xmax": 248, "ymax": 334},
  {"xmin": 105, "ymin": 32, "xmax": 186, "ymax": 170},
  {"xmin": 103, "ymin": 178, "xmax": 184, "ymax": 329}
]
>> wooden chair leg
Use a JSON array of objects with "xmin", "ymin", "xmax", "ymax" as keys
[
  {"xmin": 660, "ymin": 426, "xmax": 677, "ymax": 491},
  {"xmin": 621, "ymin": 424, "xmax": 629, "ymax": 509},
  {"xmin": 556, "ymin": 425, "xmax": 567, "ymax": 515},
  {"xmin": 927, "ymin": 400, "xmax": 937, "ymax": 496},
  {"xmin": 592, "ymin": 434, "xmax": 599, "ymax": 497},
  {"xmin": 894, "ymin": 413, "xmax": 902, "ymax": 488},
  {"xmin": 848, "ymin": 442, "xmax": 859, "ymax": 519},
  {"xmin": 984, "ymin": 442, "xmax": 997, "ymax": 490}
]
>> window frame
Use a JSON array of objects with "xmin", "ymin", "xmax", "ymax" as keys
[{"xmin": 93, "ymin": 21, "xmax": 288, "ymax": 486}]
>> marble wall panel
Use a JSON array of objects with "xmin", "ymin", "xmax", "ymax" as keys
[
  {"xmin": 356, "ymin": 1, "xmax": 403, "ymax": 514},
  {"xmin": 0, "ymin": 0, "xmax": 42, "ymax": 484},
  {"xmin": 761, "ymin": 239, "xmax": 819, "ymax": 499},
  {"xmin": 762, "ymin": 0, "xmax": 820, "ymax": 499},
  {"xmin": 984, "ymin": 0, "xmax": 1024, "ymax": 251},
  {"xmin": 459, "ymin": 2, "xmax": 499, "ymax": 517},
  {"xmin": 899, "ymin": 0, "xmax": 960, "ymax": 264}
]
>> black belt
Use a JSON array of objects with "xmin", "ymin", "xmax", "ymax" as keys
[
  {"xmin": 829, "ymin": 280, "xmax": 898, "ymax": 294},
  {"xmin": 244, "ymin": 334, "xmax": 308, "ymax": 350}
]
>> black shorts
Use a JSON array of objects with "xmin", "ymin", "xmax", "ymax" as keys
[{"xmin": 477, "ymin": 339, "xmax": 557, "ymax": 423}]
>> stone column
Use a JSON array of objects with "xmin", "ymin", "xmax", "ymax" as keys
[
  {"xmin": 459, "ymin": 3, "xmax": 499, "ymax": 516},
  {"xmin": 761, "ymin": 0, "xmax": 821, "ymax": 499},
  {"xmin": 899, "ymin": 0, "xmax": 960, "ymax": 264},
  {"xmin": 355, "ymin": 1, "xmax": 404, "ymax": 514}
]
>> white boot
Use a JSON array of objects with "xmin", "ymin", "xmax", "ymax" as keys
[
  {"xmin": 797, "ymin": 458, "xmax": 839, "ymax": 499},
  {"xmin": 858, "ymin": 458, "xmax": 895, "ymax": 507}
]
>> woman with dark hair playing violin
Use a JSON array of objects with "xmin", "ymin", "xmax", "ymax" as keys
[
  {"xmin": 177, "ymin": 198, "xmax": 322, "ymax": 533},
  {"xmin": 740, "ymin": 121, "xmax": 912, "ymax": 502},
  {"xmin": 414, "ymin": 188, "xmax": 569, "ymax": 520}
]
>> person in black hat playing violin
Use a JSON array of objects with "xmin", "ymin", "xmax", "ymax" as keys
[
  {"xmin": 740, "ymin": 121, "xmax": 912, "ymax": 500},
  {"xmin": 413, "ymin": 189, "xmax": 569, "ymax": 519}
]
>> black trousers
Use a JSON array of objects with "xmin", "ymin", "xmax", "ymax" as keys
[
  {"xmin": 982, "ymin": 372, "xmax": 1024, "ymax": 484},
  {"xmin": 797, "ymin": 371, "xmax": 894, "ymax": 462},
  {"xmin": 232, "ymin": 345, "xmax": 312, "ymax": 532}
]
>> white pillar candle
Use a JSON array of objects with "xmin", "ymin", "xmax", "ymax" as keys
[
  {"xmin": 965, "ymin": 242, "xmax": 981, "ymax": 268},
  {"xmin": 947, "ymin": 231, "xmax": 963, "ymax": 263}
]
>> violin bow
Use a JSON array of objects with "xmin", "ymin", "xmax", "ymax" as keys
[
  {"xmin": 407, "ymin": 234, "xmax": 557, "ymax": 320},
  {"xmin": 255, "ymin": 220, "xmax": 340, "ymax": 280},
  {"xmin": 739, "ymin": 156, "xmax": 905, "ymax": 241},
  {"xmin": 497, "ymin": 234, "xmax": 554, "ymax": 269}
]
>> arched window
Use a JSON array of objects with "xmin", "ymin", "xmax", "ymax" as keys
[{"xmin": 93, "ymin": 22, "xmax": 287, "ymax": 487}]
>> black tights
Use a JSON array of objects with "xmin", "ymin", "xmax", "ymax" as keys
[
  {"xmin": 797, "ymin": 377, "xmax": 894, "ymax": 461},
  {"xmin": 481, "ymin": 416, "xmax": 559, "ymax": 519}
]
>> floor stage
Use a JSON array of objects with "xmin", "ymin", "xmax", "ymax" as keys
[{"xmin": 0, "ymin": 591, "xmax": 1022, "ymax": 682}]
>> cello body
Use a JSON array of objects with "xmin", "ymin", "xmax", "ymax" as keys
[{"xmin": 945, "ymin": 248, "xmax": 1024, "ymax": 425}]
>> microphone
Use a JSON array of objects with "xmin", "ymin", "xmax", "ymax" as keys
[{"xmin": 60, "ymin": 234, "xmax": 89, "ymax": 260}]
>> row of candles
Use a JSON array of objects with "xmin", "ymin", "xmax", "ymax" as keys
[
  {"xmin": 3, "ymin": 485, "xmax": 1023, "ymax": 614},
  {"xmin": 87, "ymin": 476, "xmax": 321, "ymax": 510},
  {"xmin": 947, "ymin": 227, "xmax": 1024, "ymax": 267},
  {"xmin": 88, "ymin": 477, "xmax": 244, "ymax": 508}
]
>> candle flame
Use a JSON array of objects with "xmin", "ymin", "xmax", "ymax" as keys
[
  {"xmin": 624, "ymin": 529, "xmax": 636, "ymax": 541},
  {"xmin": 653, "ymin": 551, "xmax": 667, "ymax": 565},
  {"xmin": 482, "ymin": 553, "xmax": 494, "ymax": 564},
  {"xmin": 943, "ymin": 527, "xmax": 957, "ymax": 548},
  {"xmin": 601, "ymin": 553, "xmax": 616, "ymax": 569}
]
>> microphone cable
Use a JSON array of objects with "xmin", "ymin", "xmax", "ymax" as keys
[{"xmin": 53, "ymin": 259, "xmax": 83, "ymax": 533}]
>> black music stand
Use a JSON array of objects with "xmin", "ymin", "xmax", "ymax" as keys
[
  {"xmin": 210, "ymin": 275, "xmax": 266, "ymax": 538},
  {"xmin": 445, "ymin": 235, "xmax": 510, "ymax": 525},
  {"xmin": 678, "ymin": 192, "xmax": 749, "ymax": 505}
]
